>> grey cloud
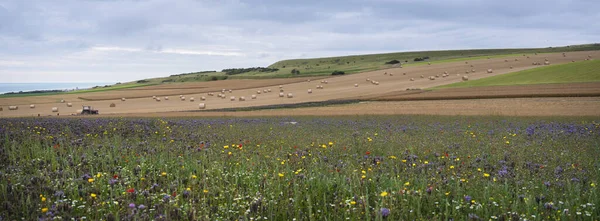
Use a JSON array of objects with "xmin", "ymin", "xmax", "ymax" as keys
[{"xmin": 0, "ymin": 0, "xmax": 598, "ymax": 82}]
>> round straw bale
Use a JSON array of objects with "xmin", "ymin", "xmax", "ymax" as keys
[
  {"xmin": 228, "ymin": 89, "xmax": 232, "ymax": 93},
  {"xmin": 279, "ymin": 85, "xmax": 283, "ymax": 88},
  {"xmin": 487, "ymin": 69, "xmax": 493, "ymax": 73},
  {"xmin": 471, "ymin": 69, "xmax": 476, "ymax": 73},
  {"xmin": 251, "ymin": 95, "xmax": 257, "ymax": 99},
  {"xmin": 201, "ymin": 96, "xmax": 206, "ymax": 101},
  {"xmin": 307, "ymin": 79, "xmax": 311, "ymax": 82},
  {"xmin": 156, "ymin": 97, "xmax": 161, "ymax": 102},
  {"xmin": 239, "ymin": 96, "xmax": 245, "ymax": 101},
  {"xmin": 366, "ymin": 78, "xmax": 370, "ymax": 81},
  {"xmin": 462, "ymin": 76, "xmax": 469, "ymax": 81},
  {"xmin": 121, "ymin": 98, "xmax": 126, "ymax": 101},
  {"xmin": 110, "ymin": 103, "xmax": 116, "ymax": 107},
  {"xmin": 324, "ymin": 80, "xmax": 328, "ymax": 84},
  {"xmin": 52, "ymin": 107, "xmax": 58, "ymax": 112},
  {"xmin": 257, "ymin": 90, "xmax": 262, "ymax": 94},
  {"xmin": 308, "ymin": 89, "xmax": 312, "ymax": 93},
  {"xmin": 279, "ymin": 92, "xmax": 284, "ymax": 97},
  {"xmin": 30, "ymin": 104, "xmax": 35, "ymax": 109},
  {"xmin": 230, "ymin": 96, "xmax": 235, "ymax": 101},
  {"xmin": 389, "ymin": 73, "xmax": 393, "ymax": 76},
  {"xmin": 420, "ymin": 75, "xmax": 424, "ymax": 78},
  {"xmin": 60, "ymin": 99, "xmax": 65, "ymax": 103},
  {"xmin": 165, "ymin": 97, "xmax": 169, "ymax": 100},
  {"xmin": 410, "ymin": 78, "xmax": 414, "ymax": 81},
  {"xmin": 199, "ymin": 103, "xmax": 206, "ymax": 109},
  {"xmin": 181, "ymin": 97, "xmax": 186, "ymax": 101},
  {"xmin": 544, "ymin": 61, "xmax": 550, "ymax": 65},
  {"xmin": 354, "ymin": 84, "xmax": 359, "ymax": 87},
  {"xmin": 9, "ymin": 106, "xmax": 18, "ymax": 110},
  {"xmin": 189, "ymin": 97, "xmax": 195, "ymax": 102},
  {"xmin": 67, "ymin": 103, "xmax": 72, "ymax": 107},
  {"xmin": 280, "ymin": 89, "xmax": 284, "ymax": 92},
  {"xmin": 287, "ymin": 93, "xmax": 293, "ymax": 98},
  {"xmin": 374, "ymin": 82, "xmax": 379, "ymax": 85},
  {"xmin": 267, "ymin": 89, "xmax": 271, "ymax": 92},
  {"xmin": 263, "ymin": 89, "xmax": 268, "ymax": 93}
]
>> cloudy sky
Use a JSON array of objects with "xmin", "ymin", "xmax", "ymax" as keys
[{"xmin": 1, "ymin": 0, "xmax": 598, "ymax": 83}]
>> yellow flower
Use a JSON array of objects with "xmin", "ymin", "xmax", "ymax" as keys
[
  {"xmin": 450, "ymin": 166, "xmax": 455, "ymax": 169},
  {"xmin": 484, "ymin": 173, "xmax": 490, "ymax": 177},
  {"xmin": 278, "ymin": 173, "xmax": 284, "ymax": 177},
  {"xmin": 471, "ymin": 199, "xmax": 476, "ymax": 204},
  {"xmin": 404, "ymin": 182, "xmax": 410, "ymax": 186},
  {"xmin": 96, "ymin": 173, "xmax": 102, "ymax": 178},
  {"xmin": 424, "ymin": 161, "xmax": 429, "ymax": 164},
  {"xmin": 361, "ymin": 170, "xmax": 366, "ymax": 174},
  {"xmin": 328, "ymin": 142, "xmax": 334, "ymax": 146},
  {"xmin": 203, "ymin": 189, "xmax": 209, "ymax": 193},
  {"xmin": 281, "ymin": 160, "xmax": 285, "ymax": 165},
  {"xmin": 505, "ymin": 141, "xmax": 510, "ymax": 144},
  {"xmin": 224, "ymin": 145, "xmax": 229, "ymax": 149},
  {"xmin": 350, "ymin": 201, "xmax": 356, "ymax": 205},
  {"xmin": 402, "ymin": 160, "xmax": 407, "ymax": 163},
  {"xmin": 380, "ymin": 191, "xmax": 388, "ymax": 197},
  {"xmin": 192, "ymin": 175, "xmax": 197, "ymax": 179},
  {"xmin": 90, "ymin": 193, "xmax": 97, "ymax": 198},
  {"xmin": 161, "ymin": 172, "xmax": 167, "ymax": 176},
  {"xmin": 88, "ymin": 178, "xmax": 94, "ymax": 183},
  {"xmin": 477, "ymin": 168, "xmax": 482, "ymax": 172},
  {"xmin": 228, "ymin": 152, "xmax": 232, "ymax": 156},
  {"xmin": 186, "ymin": 187, "xmax": 191, "ymax": 191},
  {"xmin": 41, "ymin": 197, "xmax": 46, "ymax": 202},
  {"xmin": 445, "ymin": 192, "xmax": 450, "ymax": 196},
  {"xmin": 389, "ymin": 155, "xmax": 397, "ymax": 159},
  {"xmin": 41, "ymin": 208, "xmax": 48, "ymax": 213},
  {"xmin": 361, "ymin": 175, "xmax": 366, "ymax": 179},
  {"xmin": 592, "ymin": 183, "xmax": 596, "ymax": 187}
]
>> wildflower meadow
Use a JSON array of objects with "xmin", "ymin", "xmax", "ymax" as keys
[{"xmin": 0, "ymin": 116, "xmax": 598, "ymax": 220}]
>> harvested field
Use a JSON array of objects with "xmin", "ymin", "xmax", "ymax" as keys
[
  {"xmin": 70, "ymin": 97, "xmax": 600, "ymax": 117},
  {"xmin": 365, "ymin": 82, "xmax": 600, "ymax": 101},
  {"xmin": 1, "ymin": 51, "xmax": 598, "ymax": 118}
]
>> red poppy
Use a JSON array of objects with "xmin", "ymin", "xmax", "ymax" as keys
[
  {"xmin": 113, "ymin": 174, "xmax": 119, "ymax": 179},
  {"xmin": 126, "ymin": 188, "xmax": 135, "ymax": 193},
  {"xmin": 171, "ymin": 191, "xmax": 177, "ymax": 197},
  {"xmin": 53, "ymin": 144, "xmax": 60, "ymax": 149},
  {"xmin": 366, "ymin": 151, "xmax": 371, "ymax": 155},
  {"xmin": 444, "ymin": 152, "xmax": 449, "ymax": 157}
]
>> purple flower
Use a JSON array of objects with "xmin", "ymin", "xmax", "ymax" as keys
[
  {"xmin": 544, "ymin": 181, "xmax": 551, "ymax": 188},
  {"xmin": 380, "ymin": 208, "xmax": 390, "ymax": 217},
  {"xmin": 129, "ymin": 203, "xmax": 136, "ymax": 209},
  {"xmin": 138, "ymin": 204, "xmax": 146, "ymax": 210},
  {"xmin": 464, "ymin": 195, "xmax": 472, "ymax": 202},
  {"xmin": 468, "ymin": 213, "xmax": 480, "ymax": 220}
]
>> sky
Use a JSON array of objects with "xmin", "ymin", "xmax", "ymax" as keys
[{"xmin": 0, "ymin": 0, "xmax": 598, "ymax": 83}]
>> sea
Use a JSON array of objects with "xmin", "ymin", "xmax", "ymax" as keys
[{"xmin": 0, "ymin": 82, "xmax": 116, "ymax": 94}]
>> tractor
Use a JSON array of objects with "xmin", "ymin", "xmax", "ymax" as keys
[{"xmin": 81, "ymin": 106, "xmax": 99, "ymax": 115}]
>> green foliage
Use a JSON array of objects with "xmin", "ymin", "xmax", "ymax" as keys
[
  {"xmin": 385, "ymin": 60, "xmax": 401, "ymax": 64},
  {"xmin": 331, "ymin": 70, "xmax": 345, "ymax": 75},
  {"xmin": 222, "ymin": 67, "xmax": 279, "ymax": 75}
]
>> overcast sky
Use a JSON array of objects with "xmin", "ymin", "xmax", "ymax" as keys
[{"xmin": 1, "ymin": 0, "xmax": 598, "ymax": 83}]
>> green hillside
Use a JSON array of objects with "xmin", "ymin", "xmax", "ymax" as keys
[
  {"xmin": 435, "ymin": 59, "xmax": 600, "ymax": 89},
  {"xmin": 228, "ymin": 44, "xmax": 600, "ymax": 78}
]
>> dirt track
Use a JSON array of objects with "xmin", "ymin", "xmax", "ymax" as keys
[{"xmin": 1, "ymin": 51, "xmax": 598, "ymax": 118}]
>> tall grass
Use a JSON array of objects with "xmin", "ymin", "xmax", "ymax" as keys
[{"xmin": 0, "ymin": 116, "xmax": 599, "ymax": 220}]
